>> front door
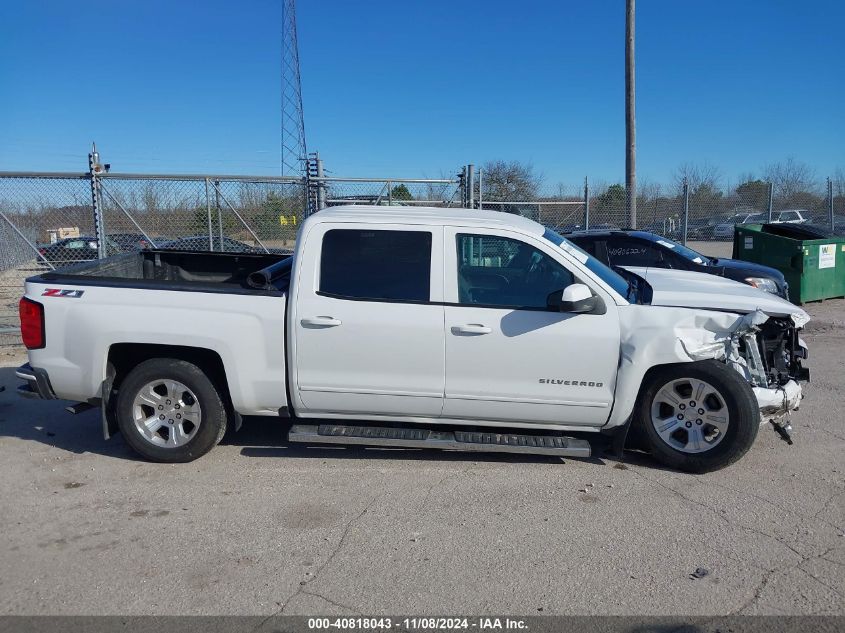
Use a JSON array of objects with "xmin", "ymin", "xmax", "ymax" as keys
[
  {"xmin": 442, "ymin": 228, "xmax": 620, "ymax": 427},
  {"xmin": 292, "ymin": 224, "xmax": 445, "ymax": 418}
]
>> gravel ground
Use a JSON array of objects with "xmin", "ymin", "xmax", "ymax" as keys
[{"xmin": 0, "ymin": 240, "xmax": 842, "ymax": 615}]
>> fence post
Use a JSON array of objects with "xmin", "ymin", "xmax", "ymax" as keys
[
  {"xmin": 208, "ymin": 180, "xmax": 270, "ymax": 253},
  {"xmin": 467, "ymin": 164, "xmax": 476, "ymax": 209},
  {"xmin": 477, "ymin": 168, "xmax": 483, "ymax": 210},
  {"xmin": 682, "ymin": 177, "xmax": 689, "ymax": 245},
  {"xmin": 584, "ymin": 177, "xmax": 590, "ymax": 230},
  {"xmin": 767, "ymin": 181, "xmax": 774, "ymax": 223},
  {"xmin": 88, "ymin": 144, "xmax": 107, "ymax": 258},
  {"xmin": 458, "ymin": 167, "xmax": 467, "ymax": 208},
  {"xmin": 828, "ymin": 177, "xmax": 834, "ymax": 233},
  {"xmin": 214, "ymin": 179, "xmax": 222, "ymax": 250},
  {"xmin": 388, "ymin": 180, "xmax": 393, "ymax": 206},
  {"xmin": 98, "ymin": 183, "xmax": 158, "ymax": 247},
  {"xmin": 205, "ymin": 178, "xmax": 213, "ymax": 250},
  {"xmin": 316, "ymin": 155, "xmax": 326, "ymax": 210}
]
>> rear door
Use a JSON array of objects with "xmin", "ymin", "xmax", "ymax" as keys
[
  {"xmin": 442, "ymin": 228, "xmax": 620, "ymax": 427},
  {"xmin": 291, "ymin": 224, "xmax": 445, "ymax": 417}
]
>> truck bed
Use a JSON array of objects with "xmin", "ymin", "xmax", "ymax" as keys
[{"xmin": 31, "ymin": 249, "xmax": 293, "ymax": 295}]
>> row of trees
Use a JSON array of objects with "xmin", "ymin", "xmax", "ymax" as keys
[{"xmin": 475, "ymin": 158, "xmax": 843, "ymax": 219}]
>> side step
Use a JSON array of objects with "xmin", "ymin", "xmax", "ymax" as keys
[{"xmin": 288, "ymin": 424, "xmax": 591, "ymax": 458}]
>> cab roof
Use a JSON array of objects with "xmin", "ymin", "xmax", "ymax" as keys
[{"xmin": 306, "ymin": 205, "xmax": 546, "ymax": 236}]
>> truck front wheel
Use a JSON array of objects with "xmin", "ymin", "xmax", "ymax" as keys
[
  {"xmin": 636, "ymin": 360, "xmax": 759, "ymax": 473},
  {"xmin": 115, "ymin": 358, "xmax": 228, "ymax": 463}
]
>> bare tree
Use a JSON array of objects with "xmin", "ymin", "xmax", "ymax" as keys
[
  {"xmin": 831, "ymin": 166, "xmax": 844, "ymax": 198},
  {"xmin": 637, "ymin": 177, "xmax": 662, "ymax": 202},
  {"xmin": 762, "ymin": 157, "xmax": 817, "ymax": 203},
  {"xmin": 141, "ymin": 182, "xmax": 163, "ymax": 215},
  {"xmin": 553, "ymin": 182, "xmax": 583, "ymax": 201},
  {"xmin": 673, "ymin": 162, "xmax": 722, "ymax": 196},
  {"xmin": 480, "ymin": 160, "xmax": 542, "ymax": 202}
]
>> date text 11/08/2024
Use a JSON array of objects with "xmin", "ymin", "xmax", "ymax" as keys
[{"xmin": 307, "ymin": 617, "xmax": 529, "ymax": 630}]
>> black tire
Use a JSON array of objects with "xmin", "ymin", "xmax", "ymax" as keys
[
  {"xmin": 115, "ymin": 358, "xmax": 228, "ymax": 463},
  {"xmin": 635, "ymin": 360, "xmax": 759, "ymax": 473}
]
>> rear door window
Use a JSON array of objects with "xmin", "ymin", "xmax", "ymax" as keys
[
  {"xmin": 605, "ymin": 236, "xmax": 662, "ymax": 267},
  {"xmin": 320, "ymin": 229, "xmax": 432, "ymax": 302}
]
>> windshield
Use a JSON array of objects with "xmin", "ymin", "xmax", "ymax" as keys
[
  {"xmin": 645, "ymin": 235, "xmax": 710, "ymax": 265},
  {"xmin": 542, "ymin": 227, "xmax": 630, "ymax": 298}
]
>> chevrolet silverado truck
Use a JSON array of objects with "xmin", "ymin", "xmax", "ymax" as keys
[{"xmin": 16, "ymin": 206, "xmax": 810, "ymax": 472}]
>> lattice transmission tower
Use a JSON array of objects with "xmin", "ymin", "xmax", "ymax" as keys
[{"xmin": 281, "ymin": 0, "xmax": 307, "ymax": 178}]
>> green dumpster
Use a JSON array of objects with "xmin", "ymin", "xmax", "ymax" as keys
[{"xmin": 732, "ymin": 223, "xmax": 845, "ymax": 304}]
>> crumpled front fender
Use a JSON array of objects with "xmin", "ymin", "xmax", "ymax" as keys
[{"xmin": 607, "ymin": 305, "xmax": 808, "ymax": 429}]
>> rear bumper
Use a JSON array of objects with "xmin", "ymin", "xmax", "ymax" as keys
[{"xmin": 15, "ymin": 363, "xmax": 57, "ymax": 400}]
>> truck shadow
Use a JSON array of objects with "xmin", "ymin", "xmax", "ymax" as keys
[
  {"xmin": 0, "ymin": 367, "xmax": 138, "ymax": 460},
  {"xmin": 1, "ymin": 367, "xmax": 664, "ymax": 469}
]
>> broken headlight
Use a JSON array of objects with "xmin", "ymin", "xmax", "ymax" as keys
[{"xmin": 745, "ymin": 276, "xmax": 779, "ymax": 294}]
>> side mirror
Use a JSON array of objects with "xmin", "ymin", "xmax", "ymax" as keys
[{"xmin": 547, "ymin": 283, "xmax": 597, "ymax": 314}]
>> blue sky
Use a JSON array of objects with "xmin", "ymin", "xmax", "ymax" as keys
[{"xmin": 1, "ymin": 0, "xmax": 842, "ymax": 188}]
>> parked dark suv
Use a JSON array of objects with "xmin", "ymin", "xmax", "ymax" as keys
[{"xmin": 565, "ymin": 229, "xmax": 789, "ymax": 298}]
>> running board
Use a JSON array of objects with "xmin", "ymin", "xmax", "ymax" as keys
[{"xmin": 288, "ymin": 424, "xmax": 591, "ymax": 458}]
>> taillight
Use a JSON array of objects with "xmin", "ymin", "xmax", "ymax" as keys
[{"xmin": 19, "ymin": 297, "xmax": 45, "ymax": 349}]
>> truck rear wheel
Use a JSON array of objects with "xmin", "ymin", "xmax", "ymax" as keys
[
  {"xmin": 115, "ymin": 358, "xmax": 228, "ymax": 463},
  {"xmin": 636, "ymin": 360, "xmax": 759, "ymax": 473}
]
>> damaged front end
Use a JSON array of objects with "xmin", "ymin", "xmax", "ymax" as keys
[
  {"xmin": 725, "ymin": 310, "xmax": 809, "ymax": 443},
  {"xmin": 671, "ymin": 307, "xmax": 809, "ymax": 442},
  {"xmin": 615, "ymin": 266, "xmax": 811, "ymax": 447}
]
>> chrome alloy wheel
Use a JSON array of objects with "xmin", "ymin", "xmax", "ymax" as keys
[
  {"xmin": 650, "ymin": 377, "xmax": 730, "ymax": 454},
  {"xmin": 132, "ymin": 379, "xmax": 202, "ymax": 447}
]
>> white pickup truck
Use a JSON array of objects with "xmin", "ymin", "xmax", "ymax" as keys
[{"xmin": 16, "ymin": 206, "xmax": 810, "ymax": 472}]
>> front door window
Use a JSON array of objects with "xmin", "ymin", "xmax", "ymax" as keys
[{"xmin": 456, "ymin": 234, "xmax": 574, "ymax": 309}]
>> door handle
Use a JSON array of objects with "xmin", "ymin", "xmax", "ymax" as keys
[
  {"xmin": 301, "ymin": 316, "xmax": 342, "ymax": 328},
  {"xmin": 452, "ymin": 324, "xmax": 492, "ymax": 335}
]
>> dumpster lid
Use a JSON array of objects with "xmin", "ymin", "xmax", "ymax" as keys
[{"xmin": 760, "ymin": 223, "xmax": 842, "ymax": 240}]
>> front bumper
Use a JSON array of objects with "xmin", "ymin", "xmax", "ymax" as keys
[
  {"xmin": 15, "ymin": 363, "xmax": 57, "ymax": 400},
  {"xmin": 753, "ymin": 379, "xmax": 802, "ymax": 420}
]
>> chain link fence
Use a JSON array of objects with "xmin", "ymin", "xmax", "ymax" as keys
[
  {"xmin": 97, "ymin": 175, "xmax": 306, "ymax": 254},
  {"xmin": 0, "ymin": 172, "xmax": 462, "ymax": 349},
  {"xmin": 1, "ymin": 166, "xmax": 842, "ymax": 351},
  {"xmin": 0, "ymin": 174, "xmax": 95, "ymax": 351},
  {"xmin": 0, "ymin": 173, "xmax": 308, "ymax": 349},
  {"xmin": 320, "ymin": 178, "xmax": 462, "ymax": 208}
]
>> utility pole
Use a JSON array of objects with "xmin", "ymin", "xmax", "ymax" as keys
[{"xmin": 625, "ymin": 0, "xmax": 637, "ymax": 229}]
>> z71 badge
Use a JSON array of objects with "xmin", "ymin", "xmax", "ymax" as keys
[{"xmin": 42, "ymin": 288, "xmax": 85, "ymax": 298}]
